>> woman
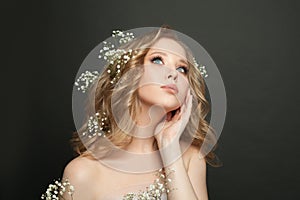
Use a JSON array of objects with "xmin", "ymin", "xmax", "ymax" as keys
[{"xmin": 43, "ymin": 27, "xmax": 221, "ymax": 200}]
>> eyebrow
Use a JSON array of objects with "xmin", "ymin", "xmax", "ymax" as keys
[{"xmin": 148, "ymin": 51, "xmax": 189, "ymax": 66}]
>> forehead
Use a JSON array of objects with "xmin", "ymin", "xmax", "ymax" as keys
[{"xmin": 148, "ymin": 37, "xmax": 187, "ymax": 59}]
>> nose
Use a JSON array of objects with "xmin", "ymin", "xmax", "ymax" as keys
[{"xmin": 167, "ymin": 68, "xmax": 178, "ymax": 82}]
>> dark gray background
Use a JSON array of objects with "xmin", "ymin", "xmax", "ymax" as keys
[{"xmin": 3, "ymin": 0, "xmax": 299, "ymax": 199}]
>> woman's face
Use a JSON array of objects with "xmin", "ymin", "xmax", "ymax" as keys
[{"xmin": 138, "ymin": 37, "xmax": 190, "ymax": 112}]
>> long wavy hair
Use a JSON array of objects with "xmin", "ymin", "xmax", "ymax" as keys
[{"xmin": 71, "ymin": 27, "xmax": 221, "ymax": 167}]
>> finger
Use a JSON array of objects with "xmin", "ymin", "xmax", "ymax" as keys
[
  {"xmin": 185, "ymin": 89, "xmax": 191, "ymax": 105},
  {"xmin": 184, "ymin": 95, "xmax": 193, "ymax": 120},
  {"xmin": 180, "ymin": 94, "xmax": 192, "ymax": 121},
  {"xmin": 178, "ymin": 93, "xmax": 190, "ymax": 118},
  {"xmin": 179, "ymin": 103, "xmax": 185, "ymax": 116}
]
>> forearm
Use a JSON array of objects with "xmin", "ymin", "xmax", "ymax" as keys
[{"xmin": 159, "ymin": 143, "xmax": 202, "ymax": 200}]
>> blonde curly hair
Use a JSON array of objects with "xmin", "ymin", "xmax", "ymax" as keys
[{"xmin": 71, "ymin": 27, "xmax": 221, "ymax": 167}]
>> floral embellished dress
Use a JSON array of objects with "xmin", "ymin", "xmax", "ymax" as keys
[{"xmin": 41, "ymin": 169, "xmax": 171, "ymax": 200}]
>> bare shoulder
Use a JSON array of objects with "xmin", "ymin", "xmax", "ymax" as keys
[
  {"xmin": 63, "ymin": 155, "xmax": 100, "ymax": 180},
  {"xmin": 63, "ymin": 156, "xmax": 100, "ymax": 187},
  {"xmin": 182, "ymin": 144, "xmax": 206, "ymax": 171},
  {"xmin": 61, "ymin": 155, "xmax": 102, "ymax": 199}
]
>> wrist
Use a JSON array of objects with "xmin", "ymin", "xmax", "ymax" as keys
[
  {"xmin": 159, "ymin": 142, "xmax": 182, "ymax": 166},
  {"xmin": 156, "ymin": 137, "xmax": 180, "ymax": 149}
]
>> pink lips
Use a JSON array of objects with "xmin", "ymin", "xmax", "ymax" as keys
[{"xmin": 161, "ymin": 84, "xmax": 178, "ymax": 94}]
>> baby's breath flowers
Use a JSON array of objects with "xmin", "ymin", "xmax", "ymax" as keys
[{"xmin": 41, "ymin": 179, "xmax": 74, "ymax": 200}]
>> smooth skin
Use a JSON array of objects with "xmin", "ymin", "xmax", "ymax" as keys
[{"xmin": 62, "ymin": 38, "xmax": 208, "ymax": 200}]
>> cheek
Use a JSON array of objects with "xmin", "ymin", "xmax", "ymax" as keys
[
  {"xmin": 137, "ymin": 85, "xmax": 158, "ymax": 103},
  {"xmin": 177, "ymin": 76, "xmax": 189, "ymax": 104},
  {"xmin": 139, "ymin": 65, "xmax": 166, "ymax": 85}
]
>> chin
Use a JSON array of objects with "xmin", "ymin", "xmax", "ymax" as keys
[
  {"xmin": 163, "ymin": 102, "xmax": 181, "ymax": 113},
  {"xmin": 138, "ymin": 86, "xmax": 183, "ymax": 113}
]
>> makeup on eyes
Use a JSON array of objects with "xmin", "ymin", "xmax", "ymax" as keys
[{"xmin": 149, "ymin": 53, "xmax": 189, "ymax": 75}]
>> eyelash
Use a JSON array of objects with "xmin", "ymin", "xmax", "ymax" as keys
[{"xmin": 150, "ymin": 56, "xmax": 189, "ymax": 75}]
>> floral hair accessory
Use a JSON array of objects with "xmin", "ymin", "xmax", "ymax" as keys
[
  {"xmin": 105, "ymin": 49, "xmax": 137, "ymax": 84},
  {"xmin": 74, "ymin": 30, "xmax": 136, "ymax": 93},
  {"xmin": 193, "ymin": 57, "xmax": 208, "ymax": 78},
  {"xmin": 98, "ymin": 30, "xmax": 135, "ymax": 64},
  {"xmin": 82, "ymin": 112, "xmax": 110, "ymax": 138},
  {"xmin": 74, "ymin": 70, "xmax": 99, "ymax": 93},
  {"xmin": 74, "ymin": 30, "xmax": 208, "ymax": 94},
  {"xmin": 98, "ymin": 31, "xmax": 137, "ymax": 84}
]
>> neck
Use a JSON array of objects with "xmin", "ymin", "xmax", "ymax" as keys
[
  {"xmin": 124, "ymin": 137, "xmax": 157, "ymax": 153},
  {"xmin": 125, "ymin": 104, "xmax": 167, "ymax": 153}
]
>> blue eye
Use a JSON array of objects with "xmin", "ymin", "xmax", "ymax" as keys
[
  {"xmin": 177, "ymin": 66, "xmax": 189, "ymax": 75},
  {"xmin": 151, "ymin": 56, "xmax": 189, "ymax": 75},
  {"xmin": 151, "ymin": 56, "xmax": 164, "ymax": 65}
]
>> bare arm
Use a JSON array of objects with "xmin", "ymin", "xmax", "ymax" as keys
[
  {"xmin": 155, "ymin": 92, "xmax": 208, "ymax": 199},
  {"xmin": 159, "ymin": 144, "xmax": 208, "ymax": 200}
]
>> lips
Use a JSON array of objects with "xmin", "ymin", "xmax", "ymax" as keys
[{"xmin": 161, "ymin": 84, "xmax": 178, "ymax": 94}]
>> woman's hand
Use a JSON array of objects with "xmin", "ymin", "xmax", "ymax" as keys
[{"xmin": 154, "ymin": 89, "xmax": 193, "ymax": 149}]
